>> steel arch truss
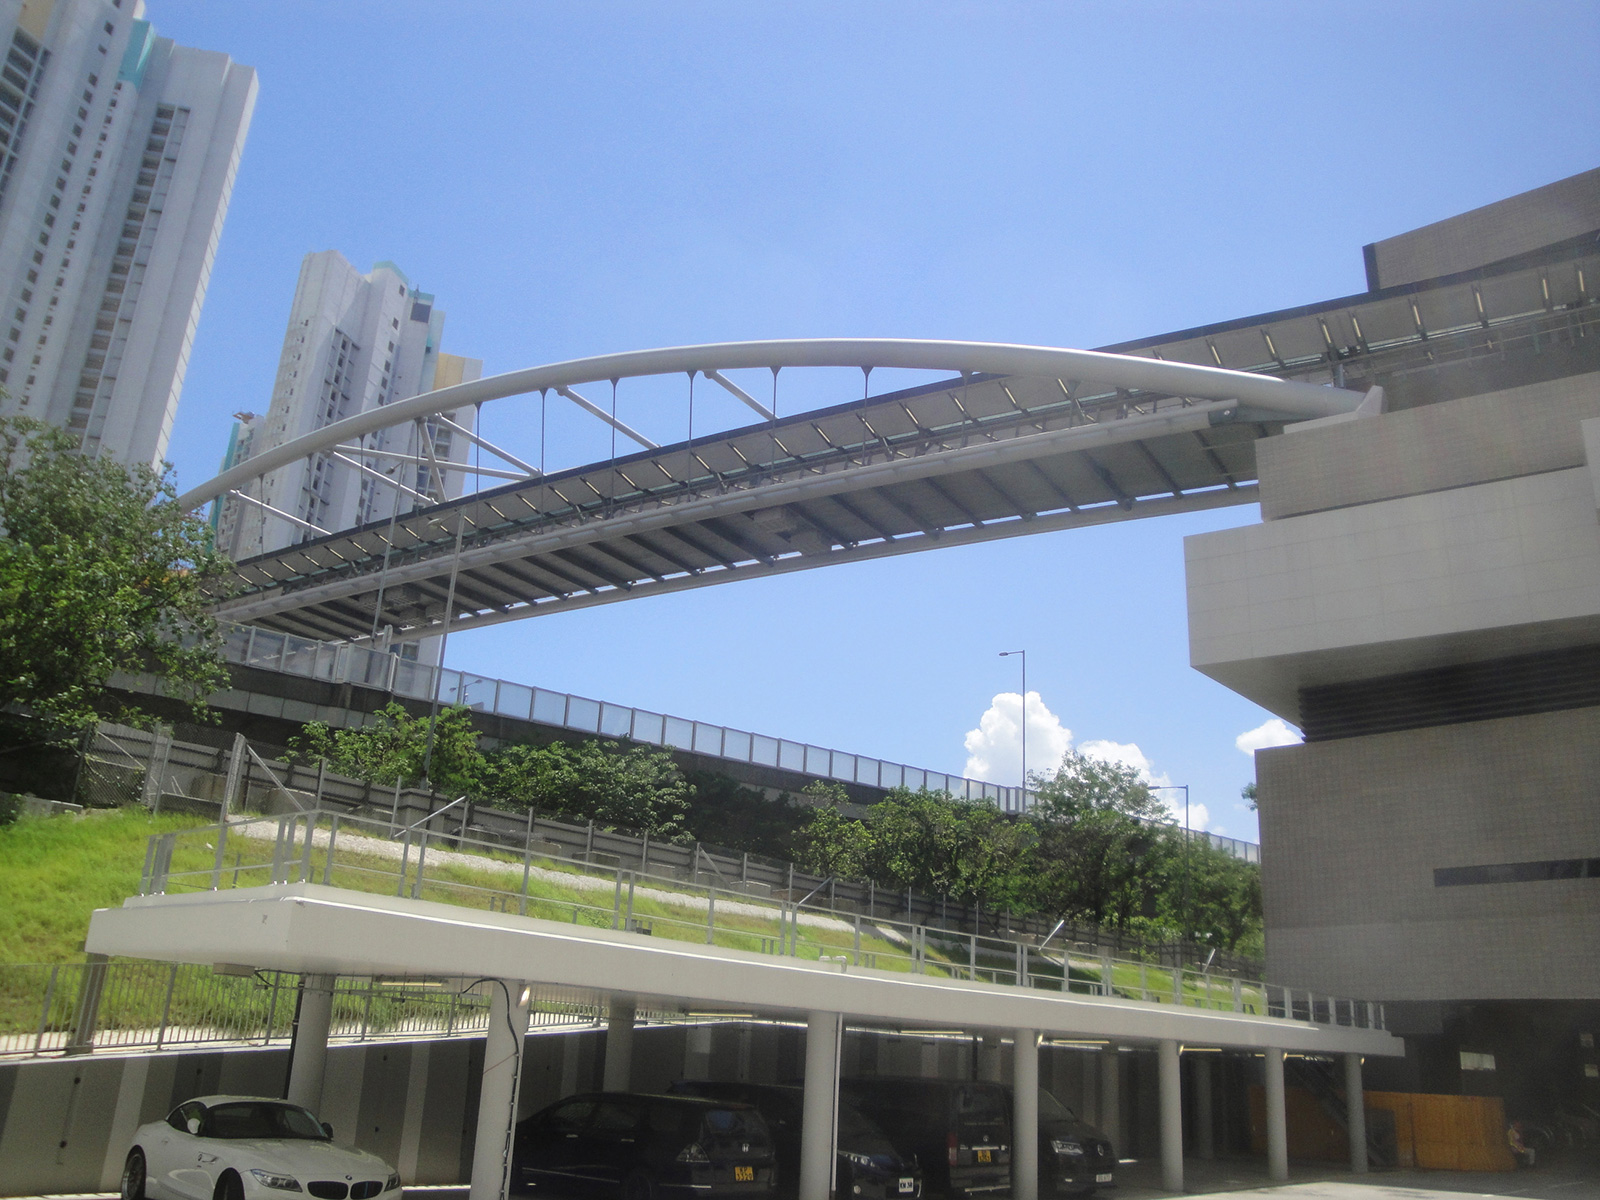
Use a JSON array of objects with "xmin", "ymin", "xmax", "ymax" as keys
[{"xmin": 196, "ymin": 340, "xmax": 1363, "ymax": 642}]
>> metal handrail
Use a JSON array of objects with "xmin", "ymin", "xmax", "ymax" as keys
[{"xmin": 137, "ymin": 808, "xmax": 1381, "ymax": 1033}]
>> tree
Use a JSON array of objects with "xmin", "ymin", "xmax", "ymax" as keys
[
  {"xmin": 0, "ymin": 416, "xmax": 229, "ymax": 732},
  {"xmin": 292, "ymin": 702, "xmax": 484, "ymax": 796},
  {"xmin": 481, "ymin": 738, "xmax": 694, "ymax": 840},
  {"xmin": 1028, "ymin": 750, "xmax": 1167, "ymax": 820},
  {"xmin": 857, "ymin": 789, "xmax": 1029, "ymax": 907},
  {"xmin": 1241, "ymin": 780, "xmax": 1258, "ymax": 811}
]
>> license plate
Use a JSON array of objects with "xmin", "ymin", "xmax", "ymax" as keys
[
  {"xmin": 1095, "ymin": 1174, "xmax": 1114, "ymax": 1184},
  {"xmin": 898, "ymin": 1181, "xmax": 915, "ymax": 1194},
  {"xmin": 735, "ymin": 1166, "xmax": 754, "ymax": 1182},
  {"xmin": 976, "ymin": 1150, "xmax": 991, "ymax": 1164}
]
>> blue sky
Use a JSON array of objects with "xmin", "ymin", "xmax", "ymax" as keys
[{"xmin": 152, "ymin": 1, "xmax": 1600, "ymax": 841}]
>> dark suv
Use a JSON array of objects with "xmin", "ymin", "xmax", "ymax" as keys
[
  {"xmin": 841, "ymin": 1079, "xmax": 1010, "ymax": 1199},
  {"xmin": 1036, "ymin": 1089, "xmax": 1116, "ymax": 1195},
  {"xmin": 512, "ymin": 1093, "xmax": 777, "ymax": 1200},
  {"xmin": 670, "ymin": 1081, "xmax": 922, "ymax": 1200}
]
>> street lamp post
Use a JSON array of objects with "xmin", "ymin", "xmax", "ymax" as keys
[{"xmin": 999, "ymin": 651, "xmax": 1026, "ymax": 808}]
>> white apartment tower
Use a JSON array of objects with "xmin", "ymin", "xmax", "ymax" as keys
[
  {"xmin": 215, "ymin": 250, "xmax": 481, "ymax": 560},
  {"xmin": 0, "ymin": 0, "xmax": 255, "ymax": 468}
]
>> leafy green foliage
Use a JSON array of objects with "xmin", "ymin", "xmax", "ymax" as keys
[
  {"xmin": 0, "ymin": 417, "xmax": 229, "ymax": 732},
  {"xmin": 292, "ymin": 702, "xmax": 482, "ymax": 797},
  {"xmin": 481, "ymin": 738, "xmax": 693, "ymax": 839}
]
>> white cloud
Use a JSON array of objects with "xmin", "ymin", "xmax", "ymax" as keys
[
  {"xmin": 962, "ymin": 691, "xmax": 1073, "ymax": 786},
  {"xmin": 962, "ymin": 695, "xmax": 1219, "ymax": 831},
  {"xmin": 1235, "ymin": 718, "xmax": 1302, "ymax": 754},
  {"xmin": 1077, "ymin": 738, "xmax": 1172, "ymax": 788}
]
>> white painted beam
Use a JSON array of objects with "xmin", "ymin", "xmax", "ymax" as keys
[{"xmin": 87, "ymin": 885, "xmax": 1404, "ymax": 1059}]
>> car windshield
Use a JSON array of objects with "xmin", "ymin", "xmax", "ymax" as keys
[
  {"xmin": 838, "ymin": 1104, "xmax": 897, "ymax": 1155},
  {"xmin": 1038, "ymin": 1090, "xmax": 1077, "ymax": 1123},
  {"xmin": 207, "ymin": 1102, "xmax": 329, "ymax": 1140}
]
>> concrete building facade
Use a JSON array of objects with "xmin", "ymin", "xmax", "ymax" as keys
[
  {"xmin": 215, "ymin": 249, "xmax": 481, "ymax": 561},
  {"xmin": 1183, "ymin": 170, "xmax": 1600, "ymax": 1114},
  {"xmin": 0, "ymin": 0, "xmax": 255, "ymax": 467}
]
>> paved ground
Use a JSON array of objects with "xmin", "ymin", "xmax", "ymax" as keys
[{"xmin": 24, "ymin": 1151, "xmax": 1598, "ymax": 1200}]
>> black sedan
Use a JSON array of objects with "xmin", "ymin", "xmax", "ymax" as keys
[{"xmin": 513, "ymin": 1093, "xmax": 777, "ymax": 1200}]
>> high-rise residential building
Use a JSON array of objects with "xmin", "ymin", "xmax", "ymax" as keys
[
  {"xmin": 0, "ymin": 0, "xmax": 256, "ymax": 468},
  {"xmin": 215, "ymin": 250, "xmax": 481, "ymax": 562}
]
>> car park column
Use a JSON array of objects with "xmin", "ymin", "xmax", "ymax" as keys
[
  {"xmin": 470, "ymin": 979, "xmax": 530, "ymax": 1200},
  {"xmin": 604, "ymin": 994, "xmax": 636, "ymax": 1091},
  {"xmin": 799, "ymin": 1011, "xmax": 841, "ymax": 1200},
  {"xmin": 287, "ymin": 974, "xmax": 337, "ymax": 1113},
  {"xmin": 1263, "ymin": 1049, "xmax": 1288, "ymax": 1183},
  {"xmin": 1012, "ymin": 1031, "xmax": 1038, "ymax": 1200},
  {"xmin": 1345, "ymin": 1053, "xmax": 1367, "ymax": 1174},
  {"xmin": 1098, "ymin": 1046, "xmax": 1120, "ymax": 1148},
  {"xmin": 1157, "ymin": 1039, "xmax": 1182, "ymax": 1193}
]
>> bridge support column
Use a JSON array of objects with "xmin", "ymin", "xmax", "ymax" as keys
[
  {"xmin": 1264, "ymin": 1048, "xmax": 1289, "ymax": 1182},
  {"xmin": 469, "ymin": 979, "xmax": 529, "ymax": 1200},
  {"xmin": 1098, "ymin": 1045, "xmax": 1120, "ymax": 1149},
  {"xmin": 1158, "ymin": 1039, "xmax": 1183, "ymax": 1194},
  {"xmin": 1194, "ymin": 1053, "xmax": 1215, "ymax": 1161},
  {"xmin": 603, "ymin": 994, "xmax": 636, "ymax": 1091},
  {"xmin": 1345, "ymin": 1053, "xmax": 1368, "ymax": 1174},
  {"xmin": 1012, "ymin": 1031, "xmax": 1038, "ymax": 1200},
  {"xmin": 799, "ymin": 1011, "xmax": 841, "ymax": 1200},
  {"xmin": 287, "ymin": 974, "xmax": 336, "ymax": 1113}
]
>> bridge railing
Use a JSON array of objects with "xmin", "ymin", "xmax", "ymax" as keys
[{"xmin": 220, "ymin": 623, "xmax": 1262, "ymax": 863}]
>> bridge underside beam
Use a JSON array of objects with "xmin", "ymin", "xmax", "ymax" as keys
[{"xmin": 216, "ymin": 370, "xmax": 1271, "ymax": 642}]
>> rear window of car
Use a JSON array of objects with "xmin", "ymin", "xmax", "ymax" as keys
[
  {"xmin": 206, "ymin": 1103, "xmax": 327, "ymax": 1140},
  {"xmin": 700, "ymin": 1107, "xmax": 772, "ymax": 1151},
  {"xmin": 956, "ymin": 1087, "xmax": 1008, "ymax": 1133}
]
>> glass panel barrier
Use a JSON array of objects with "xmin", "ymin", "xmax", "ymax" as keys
[
  {"xmin": 566, "ymin": 696, "xmax": 601, "ymax": 733},
  {"xmin": 880, "ymin": 763, "xmax": 903, "ymax": 789},
  {"xmin": 663, "ymin": 716, "xmax": 693, "ymax": 749},
  {"xmin": 856, "ymin": 758, "xmax": 879, "ymax": 786},
  {"xmin": 778, "ymin": 741, "xmax": 804, "ymax": 772},
  {"xmin": 392, "ymin": 660, "xmax": 431, "ymax": 699},
  {"xmin": 692, "ymin": 723, "xmax": 723, "ymax": 755},
  {"xmin": 632, "ymin": 711, "xmax": 665, "ymax": 744},
  {"xmin": 498, "ymin": 682, "xmax": 534, "ymax": 721},
  {"xmin": 531, "ymin": 689, "xmax": 567, "ymax": 725},
  {"xmin": 248, "ymin": 632, "xmax": 286, "ymax": 668},
  {"xmin": 804, "ymin": 745, "xmax": 828, "ymax": 775},
  {"xmin": 461, "ymin": 675, "xmax": 497, "ymax": 711},
  {"xmin": 723, "ymin": 730, "xmax": 752, "ymax": 761},
  {"xmin": 904, "ymin": 768, "xmax": 925, "ymax": 791},
  {"xmin": 752, "ymin": 735, "xmax": 779, "ymax": 766},
  {"xmin": 831, "ymin": 753, "xmax": 855, "ymax": 782},
  {"xmin": 599, "ymin": 703, "xmax": 633, "ymax": 738}
]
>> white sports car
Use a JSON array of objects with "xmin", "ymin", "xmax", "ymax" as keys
[{"xmin": 121, "ymin": 1095, "xmax": 403, "ymax": 1200}]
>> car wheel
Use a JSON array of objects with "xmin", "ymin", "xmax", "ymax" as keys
[
  {"xmin": 121, "ymin": 1150, "xmax": 147, "ymax": 1200},
  {"xmin": 623, "ymin": 1169, "xmax": 658, "ymax": 1200},
  {"xmin": 215, "ymin": 1172, "xmax": 245, "ymax": 1200}
]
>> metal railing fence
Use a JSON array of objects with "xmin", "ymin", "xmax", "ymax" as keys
[
  {"xmin": 136, "ymin": 807, "xmax": 1382, "ymax": 1035},
  {"xmin": 215, "ymin": 622, "xmax": 1260, "ymax": 862},
  {"xmin": 0, "ymin": 958, "xmax": 683, "ymax": 1060}
]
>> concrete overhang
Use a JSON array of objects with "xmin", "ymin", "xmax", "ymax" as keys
[{"xmin": 87, "ymin": 883, "xmax": 1402, "ymax": 1059}]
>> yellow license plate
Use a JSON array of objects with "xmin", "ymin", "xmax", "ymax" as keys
[
  {"xmin": 735, "ymin": 1166, "xmax": 754, "ymax": 1182},
  {"xmin": 976, "ymin": 1150, "xmax": 991, "ymax": 1164}
]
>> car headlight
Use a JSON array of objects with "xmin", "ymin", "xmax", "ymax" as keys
[
  {"xmin": 844, "ymin": 1152, "xmax": 874, "ymax": 1168},
  {"xmin": 385, "ymin": 1174, "xmax": 401, "ymax": 1194},
  {"xmin": 250, "ymin": 1170, "xmax": 303, "ymax": 1192},
  {"xmin": 1051, "ymin": 1140, "xmax": 1084, "ymax": 1156}
]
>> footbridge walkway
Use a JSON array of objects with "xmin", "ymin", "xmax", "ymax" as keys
[{"xmin": 87, "ymin": 810, "xmax": 1399, "ymax": 1200}]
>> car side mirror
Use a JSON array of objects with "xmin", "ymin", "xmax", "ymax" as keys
[
  {"xmin": 186, "ymin": 1118, "xmax": 202, "ymax": 1136},
  {"xmin": 322, "ymin": 1123, "xmax": 334, "ymax": 1139}
]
